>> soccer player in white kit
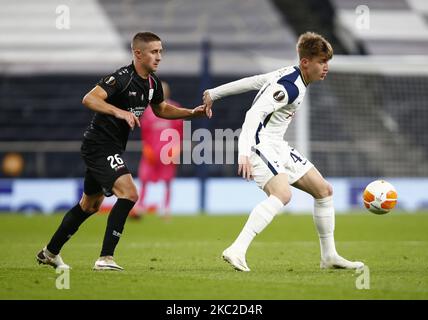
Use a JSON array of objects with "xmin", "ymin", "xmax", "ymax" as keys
[{"xmin": 203, "ymin": 32, "xmax": 364, "ymax": 272}]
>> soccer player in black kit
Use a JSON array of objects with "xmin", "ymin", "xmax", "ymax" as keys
[{"xmin": 36, "ymin": 32, "xmax": 206, "ymax": 270}]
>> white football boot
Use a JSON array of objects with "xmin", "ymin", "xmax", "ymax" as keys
[
  {"xmin": 222, "ymin": 247, "xmax": 250, "ymax": 272},
  {"xmin": 320, "ymin": 255, "xmax": 364, "ymax": 270},
  {"xmin": 93, "ymin": 256, "xmax": 124, "ymax": 271},
  {"xmin": 36, "ymin": 247, "xmax": 70, "ymax": 270}
]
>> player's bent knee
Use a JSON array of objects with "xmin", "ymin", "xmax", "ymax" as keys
[
  {"xmin": 317, "ymin": 182, "xmax": 333, "ymax": 199},
  {"xmin": 112, "ymin": 175, "xmax": 139, "ymax": 202},
  {"xmin": 273, "ymin": 191, "xmax": 292, "ymax": 205},
  {"xmin": 87, "ymin": 207, "xmax": 99, "ymax": 215},
  {"xmin": 79, "ymin": 194, "xmax": 104, "ymax": 214},
  {"xmin": 327, "ymin": 183, "xmax": 333, "ymax": 196},
  {"xmin": 79, "ymin": 203, "xmax": 97, "ymax": 214},
  {"xmin": 130, "ymin": 193, "xmax": 139, "ymax": 203},
  {"xmin": 124, "ymin": 191, "xmax": 139, "ymax": 203},
  {"xmin": 79, "ymin": 201, "xmax": 100, "ymax": 214},
  {"xmin": 114, "ymin": 191, "xmax": 138, "ymax": 203},
  {"xmin": 88, "ymin": 202, "xmax": 103, "ymax": 214}
]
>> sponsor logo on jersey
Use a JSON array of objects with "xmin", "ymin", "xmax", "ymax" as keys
[
  {"xmin": 128, "ymin": 91, "xmax": 137, "ymax": 96},
  {"xmin": 148, "ymin": 88, "xmax": 154, "ymax": 101},
  {"xmin": 273, "ymin": 90, "xmax": 285, "ymax": 102},
  {"xmin": 129, "ymin": 107, "xmax": 145, "ymax": 117},
  {"xmin": 105, "ymin": 76, "xmax": 116, "ymax": 86}
]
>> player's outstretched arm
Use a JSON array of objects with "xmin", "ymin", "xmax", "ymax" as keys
[
  {"xmin": 203, "ymin": 72, "xmax": 272, "ymax": 119},
  {"xmin": 151, "ymin": 101, "xmax": 206, "ymax": 120},
  {"xmin": 207, "ymin": 73, "xmax": 270, "ymax": 100},
  {"xmin": 82, "ymin": 86, "xmax": 140, "ymax": 130}
]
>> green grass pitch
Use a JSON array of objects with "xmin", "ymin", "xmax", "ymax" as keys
[{"xmin": 0, "ymin": 212, "xmax": 427, "ymax": 300}]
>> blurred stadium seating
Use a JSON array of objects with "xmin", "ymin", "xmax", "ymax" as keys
[
  {"xmin": 333, "ymin": 0, "xmax": 428, "ymax": 55},
  {"xmin": 1, "ymin": 0, "xmax": 428, "ymax": 179},
  {"xmin": 0, "ymin": 0, "xmax": 127, "ymax": 73},
  {"xmin": 102, "ymin": 0, "xmax": 297, "ymax": 73}
]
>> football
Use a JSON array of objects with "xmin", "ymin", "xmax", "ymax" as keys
[{"xmin": 363, "ymin": 180, "xmax": 398, "ymax": 214}]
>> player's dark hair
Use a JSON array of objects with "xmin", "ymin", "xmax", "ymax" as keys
[
  {"xmin": 131, "ymin": 32, "xmax": 161, "ymax": 50},
  {"xmin": 297, "ymin": 32, "xmax": 333, "ymax": 60}
]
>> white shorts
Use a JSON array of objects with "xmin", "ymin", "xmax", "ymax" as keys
[{"xmin": 250, "ymin": 142, "xmax": 314, "ymax": 189}]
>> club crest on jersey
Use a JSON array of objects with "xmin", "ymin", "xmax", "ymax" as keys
[
  {"xmin": 273, "ymin": 90, "xmax": 285, "ymax": 102},
  {"xmin": 105, "ymin": 76, "xmax": 116, "ymax": 86}
]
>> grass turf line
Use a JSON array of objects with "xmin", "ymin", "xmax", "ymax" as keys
[{"xmin": 0, "ymin": 212, "xmax": 427, "ymax": 299}]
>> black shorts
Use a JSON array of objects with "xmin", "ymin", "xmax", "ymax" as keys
[{"xmin": 81, "ymin": 142, "xmax": 130, "ymax": 197}]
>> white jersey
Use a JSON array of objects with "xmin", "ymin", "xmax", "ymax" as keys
[{"xmin": 207, "ymin": 66, "xmax": 308, "ymax": 157}]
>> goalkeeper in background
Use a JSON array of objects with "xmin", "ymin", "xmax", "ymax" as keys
[
  {"xmin": 203, "ymin": 32, "xmax": 364, "ymax": 272},
  {"xmin": 134, "ymin": 81, "xmax": 184, "ymax": 220}
]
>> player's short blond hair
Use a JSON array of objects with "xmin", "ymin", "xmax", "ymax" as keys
[
  {"xmin": 131, "ymin": 32, "xmax": 161, "ymax": 50},
  {"xmin": 297, "ymin": 32, "xmax": 333, "ymax": 60}
]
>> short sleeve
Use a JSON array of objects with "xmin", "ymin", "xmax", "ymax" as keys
[
  {"xmin": 150, "ymin": 75, "xmax": 164, "ymax": 105},
  {"xmin": 97, "ymin": 71, "xmax": 125, "ymax": 98}
]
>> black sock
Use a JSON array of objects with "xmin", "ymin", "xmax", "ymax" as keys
[
  {"xmin": 100, "ymin": 198, "xmax": 135, "ymax": 257},
  {"xmin": 46, "ymin": 204, "xmax": 94, "ymax": 255}
]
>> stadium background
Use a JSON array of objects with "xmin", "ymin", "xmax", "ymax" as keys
[
  {"xmin": 1, "ymin": 0, "xmax": 428, "ymax": 302},
  {"xmin": 1, "ymin": 0, "xmax": 427, "ymax": 214}
]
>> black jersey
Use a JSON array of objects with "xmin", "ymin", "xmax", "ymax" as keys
[{"xmin": 83, "ymin": 62, "xmax": 164, "ymax": 151}]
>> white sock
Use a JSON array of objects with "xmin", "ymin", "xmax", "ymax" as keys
[
  {"xmin": 231, "ymin": 195, "xmax": 284, "ymax": 253},
  {"xmin": 313, "ymin": 196, "xmax": 338, "ymax": 259}
]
